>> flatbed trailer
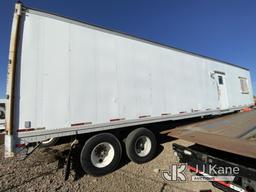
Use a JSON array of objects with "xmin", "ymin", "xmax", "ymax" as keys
[
  {"xmin": 173, "ymin": 143, "xmax": 256, "ymax": 192},
  {"xmin": 169, "ymin": 109, "xmax": 256, "ymax": 192}
]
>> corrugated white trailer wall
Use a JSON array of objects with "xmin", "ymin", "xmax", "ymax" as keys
[{"xmin": 14, "ymin": 8, "xmax": 254, "ymax": 131}]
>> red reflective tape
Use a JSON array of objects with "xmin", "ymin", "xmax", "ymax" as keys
[
  {"xmin": 188, "ymin": 165, "xmax": 197, "ymax": 172},
  {"xmin": 139, "ymin": 115, "xmax": 151, "ymax": 118},
  {"xmin": 71, "ymin": 123, "xmax": 84, "ymax": 126},
  {"xmin": 17, "ymin": 128, "xmax": 35, "ymax": 132},
  {"xmin": 110, "ymin": 118, "xmax": 125, "ymax": 122},
  {"xmin": 242, "ymin": 108, "xmax": 252, "ymax": 112},
  {"xmin": 213, "ymin": 178, "xmax": 230, "ymax": 188},
  {"xmin": 15, "ymin": 143, "xmax": 26, "ymax": 148},
  {"xmin": 187, "ymin": 165, "xmax": 231, "ymax": 188},
  {"xmin": 161, "ymin": 113, "xmax": 171, "ymax": 116},
  {"xmin": 71, "ymin": 122, "xmax": 92, "ymax": 126}
]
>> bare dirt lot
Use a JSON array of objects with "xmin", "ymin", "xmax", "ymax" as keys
[
  {"xmin": 1, "ymin": 110, "xmax": 256, "ymax": 192},
  {"xmin": 0, "ymin": 136, "xmax": 220, "ymax": 192}
]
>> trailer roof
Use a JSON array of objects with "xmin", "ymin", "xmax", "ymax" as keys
[{"xmin": 23, "ymin": 4, "xmax": 249, "ymax": 71}]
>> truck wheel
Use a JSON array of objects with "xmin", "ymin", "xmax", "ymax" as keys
[
  {"xmin": 40, "ymin": 137, "xmax": 59, "ymax": 147},
  {"xmin": 80, "ymin": 133, "xmax": 122, "ymax": 176},
  {"xmin": 125, "ymin": 128, "xmax": 157, "ymax": 164}
]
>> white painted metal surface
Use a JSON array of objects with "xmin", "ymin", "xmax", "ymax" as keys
[
  {"xmin": 5, "ymin": 5, "xmax": 254, "ymax": 156},
  {"xmin": 14, "ymin": 8, "xmax": 253, "ymax": 132}
]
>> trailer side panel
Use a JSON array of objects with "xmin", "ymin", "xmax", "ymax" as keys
[{"xmin": 12, "ymin": 8, "xmax": 254, "ymax": 134}]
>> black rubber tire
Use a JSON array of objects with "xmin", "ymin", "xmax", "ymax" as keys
[
  {"xmin": 40, "ymin": 137, "xmax": 59, "ymax": 148},
  {"xmin": 125, "ymin": 128, "xmax": 157, "ymax": 164},
  {"xmin": 80, "ymin": 133, "xmax": 122, "ymax": 176}
]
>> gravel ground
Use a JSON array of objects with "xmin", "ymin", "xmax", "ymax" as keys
[
  {"xmin": 1, "ymin": 111, "xmax": 255, "ymax": 191},
  {"xmin": 0, "ymin": 137, "xmax": 220, "ymax": 192}
]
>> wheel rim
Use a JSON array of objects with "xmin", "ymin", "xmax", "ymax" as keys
[
  {"xmin": 42, "ymin": 138, "xmax": 54, "ymax": 144},
  {"xmin": 91, "ymin": 142, "xmax": 115, "ymax": 168},
  {"xmin": 135, "ymin": 136, "xmax": 152, "ymax": 157}
]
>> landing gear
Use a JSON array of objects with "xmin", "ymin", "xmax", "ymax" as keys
[{"xmin": 63, "ymin": 139, "xmax": 79, "ymax": 180}]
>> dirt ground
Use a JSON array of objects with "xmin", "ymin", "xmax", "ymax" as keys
[
  {"xmin": 0, "ymin": 136, "xmax": 220, "ymax": 192},
  {"xmin": 1, "ymin": 110, "xmax": 255, "ymax": 192}
]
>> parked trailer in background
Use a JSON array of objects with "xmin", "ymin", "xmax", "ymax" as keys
[
  {"xmin": 0, "ymin": 99, "xmax": 6, "ymax": 131},
  {"xmin": 5, "ymin": 3, "xmax": 254, "ymax": 176}
]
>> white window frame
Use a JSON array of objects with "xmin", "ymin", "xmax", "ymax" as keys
[{"xmin": 239, "ymin": 77, "xmax": 249, "ymax": 94}]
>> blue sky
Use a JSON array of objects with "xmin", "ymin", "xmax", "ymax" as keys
[{"xmin": 0, "ymin": 0, "xmax": 255, "ymax": 98}]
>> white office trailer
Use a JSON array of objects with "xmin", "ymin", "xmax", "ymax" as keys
[{"xmin": 5, "ymin": 3, "xmax": 254, "ymax": 175}]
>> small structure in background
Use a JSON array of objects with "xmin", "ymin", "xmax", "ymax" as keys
[{"xmin": 0, "ymin": 99, "xmax": 6, "ymax": 132}]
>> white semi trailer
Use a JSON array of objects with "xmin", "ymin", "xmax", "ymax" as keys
[{"xmin": 4, "ymin": 3, "xmax": 254, "ymax": 176}]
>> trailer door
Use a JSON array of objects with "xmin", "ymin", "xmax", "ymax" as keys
[{"xmin": 217, "ymin": 74, "xmax": 229, "ymax": 109}]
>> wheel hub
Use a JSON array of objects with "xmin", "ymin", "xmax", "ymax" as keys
[
  {"xmin": 135, "ymin": 136, "xmax": 152, "ymax": 157},
  {"xmin": 91, "ymin": 142, "xmax": 115, "ymax": 168}
]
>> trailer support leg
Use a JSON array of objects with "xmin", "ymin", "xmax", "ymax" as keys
[
  {"xmin": 19, "ymin": 142, "xmax": 42, "ymax": 160},
  {"xmin": 63, "ymin": 139, "xmax": 79, "ymax": 181}
]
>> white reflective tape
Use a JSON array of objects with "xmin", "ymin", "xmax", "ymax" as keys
[
  {"xmin": 183, "ymin": 150, "xmax": 192, "ymax": 156},
  {"xmin": 230, "ymin": 184, "xmax": 245, "ymax": 192}
]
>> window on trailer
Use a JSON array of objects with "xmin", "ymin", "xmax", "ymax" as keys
[
  {"xmin": 239, "ymin": 77, "xmax": 249, "ymax": 94},
  {"xmin": 218, "ymin": 76, "xmax": 224, "ymax": 85}
]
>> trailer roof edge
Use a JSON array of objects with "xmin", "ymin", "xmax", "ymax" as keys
[{"xmin": 22, "ymin": 4, "xmax": 249, "ymax": 71}]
